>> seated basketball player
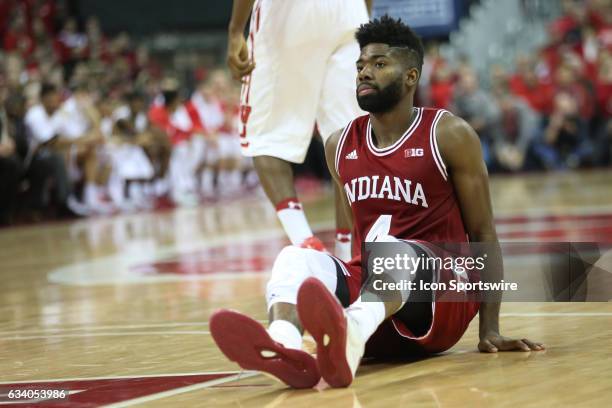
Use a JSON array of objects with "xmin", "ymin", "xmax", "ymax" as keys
[{"xmin": 210, "ymin": 16, "xmax": 545, "ymax": 389}]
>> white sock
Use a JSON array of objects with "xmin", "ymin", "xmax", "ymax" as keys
[
  {"xmin": 275, "ymin": 198, "xmax": 313, "ymax": 245},
  {"xmin": 268, "ymin": 319, "xmax": 302, "ymax": 350},
  {"xmin": 345, "ymin": 299, "xmax": 386, "ymax": 343}
]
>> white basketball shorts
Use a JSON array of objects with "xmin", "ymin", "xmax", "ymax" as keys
[{"xmin": 239, "ymin": 0, "xmax": 368, "ymax": 163}]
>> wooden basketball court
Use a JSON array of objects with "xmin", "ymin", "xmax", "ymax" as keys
[{"xmin": 1, "ymin": 170, "xmax": 611, "ymax": 407}]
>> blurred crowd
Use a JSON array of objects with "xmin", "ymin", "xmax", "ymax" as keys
[
  {"xmin": 0, "ymin": 0, "xmax": 611, "ymax": 226},
  {"xmin": 419, "ymin": 0, "xmax": 611, "ymax": 173},
  {"xmin": 0, "ymin": 0, "xmax": 254, "ymax": 225}
]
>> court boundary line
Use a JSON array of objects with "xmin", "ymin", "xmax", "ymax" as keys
[
  {"xmin": 45, "ymin": 207, "xmax": 612, "ymax": 286},
  {"xmin": 0, "ymin": 371, "xmax": 256, "ymax": 385},
  {"xmin": 104, "ymin": 371, "xmax": 260, "ymax": 408}
]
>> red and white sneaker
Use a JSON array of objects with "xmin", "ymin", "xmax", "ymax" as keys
[
  {"xmin": 300, "ymin": 236, "xmax": 328, "ymax": 252},
  {"xmin": 297, "ymin": 277, "xmax": 365, "ymax": 388},
  {"xmin": 209, "ymin": 309, "xmax": 320, "ymax": 389}
]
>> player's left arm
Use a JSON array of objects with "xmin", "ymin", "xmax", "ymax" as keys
[
  {"xmin": 437, "ymin": 113, "xmax": 545, "ymax": 353},
  {"xmin": 324, "ymin": 129, "xmax": 353, "ymax": 234}
]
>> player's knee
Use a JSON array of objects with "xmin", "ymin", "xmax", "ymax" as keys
[
  {"xmin": 268, "ymin": 246, "xmax": 314, "ymax": 284},
  {"xmin": 266, "ymin": 246, "xmax": 318, "ymax": 306}
]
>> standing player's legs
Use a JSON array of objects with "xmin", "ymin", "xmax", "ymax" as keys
[
  {"xmin": 316, "ymin": 40, "xmax": 365, "ymax": 261},
  {"xmin": 251, "ymin": 156, "xmax": 316, "ymax": 244},
  {"xmin": 210, "ymin": 246, "xmax": 348, "ymax": 388},
  {"xmin": 239, "ymin": 4, "xmax": 330, "ymax": 248}
]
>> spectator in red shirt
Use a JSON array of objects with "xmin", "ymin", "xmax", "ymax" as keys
[
  {"xmin": 148, "ymin": 79, "xmax": 210, "ymax": 205},
  {"xmin": 3, "ymin": 12, "xmax": 34, "ymax": 58},
  {"xmin": 429, "ymin": 64, "xmax": 454, "ymax": 110},
  {"xmin": 148, "ymin": 79, "xmax": 205, "ymax": 145},
  {"xmin": 509, "ymin": 61, "xmax": 555, "ymax": 116},
  {"xmin": 35, "ymin": 0, "xmax": 57, "ymax": 34},
  {"xmin": 593, "ymin": 50, "xmax": 612, "ymax": 165}
]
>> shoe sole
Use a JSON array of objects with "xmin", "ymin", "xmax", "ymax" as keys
[
  {"xmin": 297, "ymin": 277, "xmax": 353, "ymax": 387},
  {"xmin": 209, "ymin": 309, "xmax": 320, "ymax": 389}
]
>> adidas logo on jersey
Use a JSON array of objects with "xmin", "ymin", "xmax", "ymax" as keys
[
  {"xmin": 345, "ymin": 150, "xmax": 358, "ymax": 160},
  {"xmin": 404, "ymin": 148, "xmax": 424, "ymax": 158}
]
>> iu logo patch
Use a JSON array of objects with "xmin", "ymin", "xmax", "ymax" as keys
[{"xmin": 404, "ymin": 148, "xmax": 424, "ymax": 158}]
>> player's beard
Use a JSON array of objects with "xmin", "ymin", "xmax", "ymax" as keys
[{"xmin": 356, "ymin": 76, "xmax": 403, "ymax": 113}]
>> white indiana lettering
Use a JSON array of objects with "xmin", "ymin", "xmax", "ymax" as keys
[
  {"xmin": 379, "ymin": 176, "xmax": 393, "ymax": 199},
  {"xmin": 357, "ymin": 176, "xmax": 371, "ymax": 200},
  {"xmin": 345, "ymin": 178, "xmax": 357, "ymax": 203},
  {"xmin": 394, "ymin": 176, "xmax": 411, "ymax": 202},
  {"xmin": 370, "ymin": 175, "xmax": 380, "ymax": 198},
  {"xmin": 344, "ymin": 175, "xmax": 428, "ymax": 207},
  {"xmin": 413, "ymin": 182, "xmax": 427, "ymax": 207}
]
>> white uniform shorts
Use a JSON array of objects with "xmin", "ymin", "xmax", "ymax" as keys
[{"xmin": 240, "ymin": 0, "xmax": 368, "ymax": 163}]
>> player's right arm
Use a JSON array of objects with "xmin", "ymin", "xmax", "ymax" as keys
[
  {"xmin": 227, "ymin": 0, "xmax": 256, "ymax": 80},
  {"xmin": 437, "ymin": 114, "xmax": 544, "ymax": 353},
  {"xmin": 324, "ymin": 129, "xmax": 353, "ymax": 234}
]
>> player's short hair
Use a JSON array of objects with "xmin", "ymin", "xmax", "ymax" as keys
[{"xmin": 356, "ymin": 15, "xmax": 424, "ymax": 71}]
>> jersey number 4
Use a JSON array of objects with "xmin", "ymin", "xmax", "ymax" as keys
[{"xmin": 365, "ymin": 214, "xmax": 394, "ymax": 242}]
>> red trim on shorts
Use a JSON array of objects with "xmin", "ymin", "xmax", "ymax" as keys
[{"xmin": 239, "ymin": 0, "xmax": 261, "ymax": 142}]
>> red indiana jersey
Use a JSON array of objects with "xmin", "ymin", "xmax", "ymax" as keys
[{"xmin": 335, "ymin": 107, "xmax": 468, "ymax": 256}]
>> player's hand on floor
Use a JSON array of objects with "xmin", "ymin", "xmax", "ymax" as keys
[
  {"xmin": 227, "ymin": 33, "xmax": 255, "ymax": 81},
  {"xmin": 478, "ymin": 333, "xmax": 545, "ymax": 353}
]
